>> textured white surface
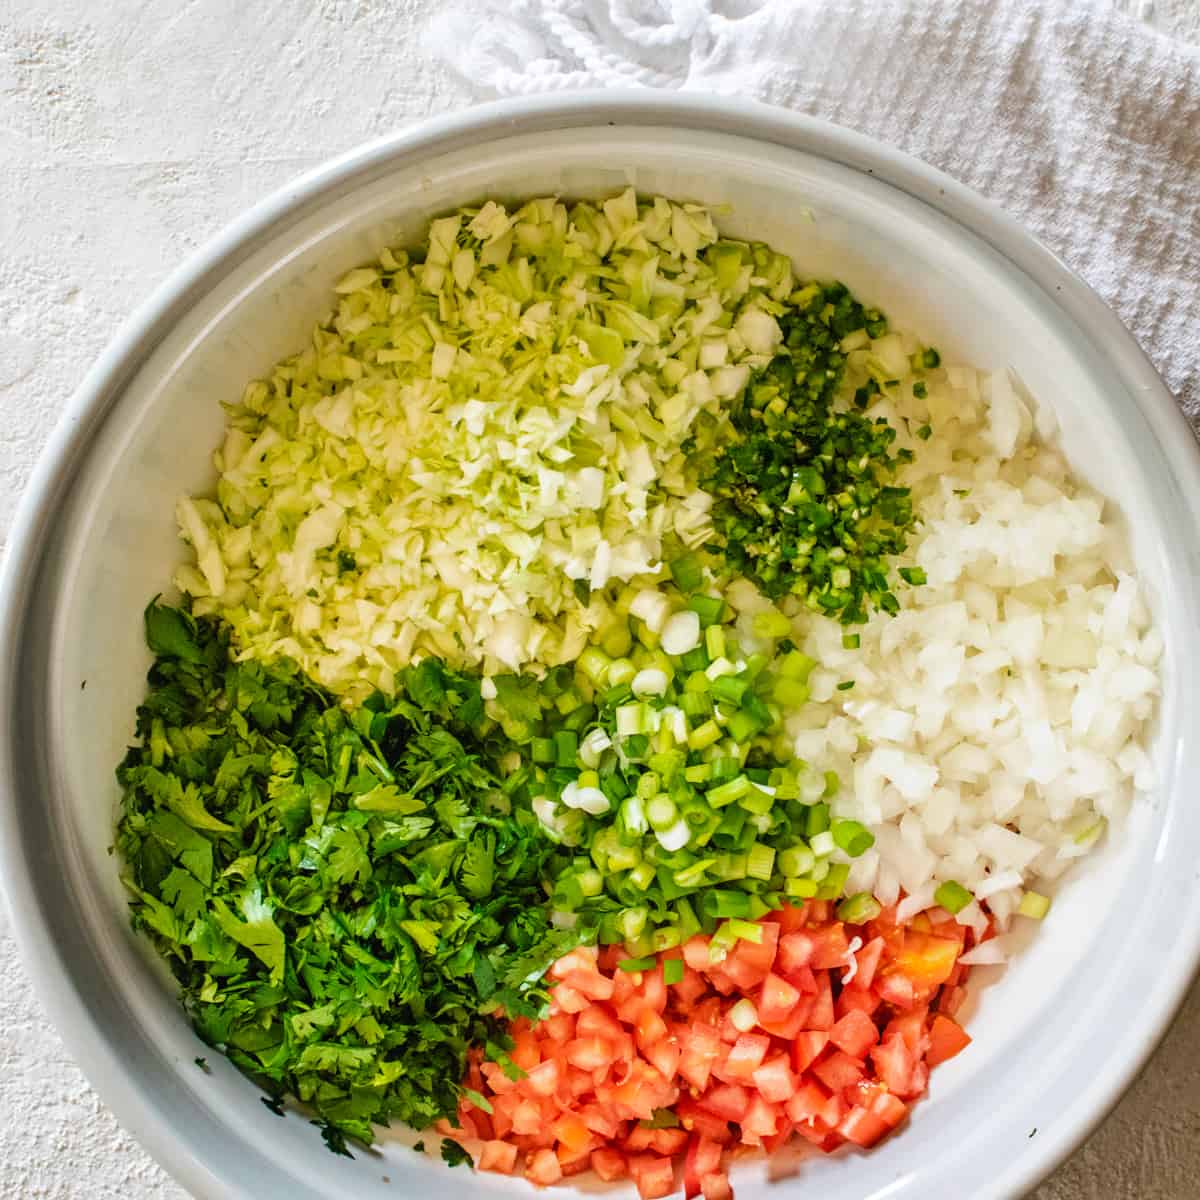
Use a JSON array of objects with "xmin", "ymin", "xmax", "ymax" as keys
[{"xmin": 0, "ymin": 1, "xmax": 1196, "ymax": 1197}]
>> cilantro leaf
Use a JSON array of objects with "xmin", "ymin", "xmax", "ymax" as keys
[{"xmin": 441, "ymin": 1139, "xmax": 473, "ymax": 1169}]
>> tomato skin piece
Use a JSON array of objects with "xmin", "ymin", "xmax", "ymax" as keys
[
  {"xmin": 752, "ymin": 1054, "xmax": 798, "ymax": 1104},
  {"xmin": 591, "ymin": 1146, "xmax": 627, "ymax": 1180},
  {"xmin": 926, "ymin": 1013, "xmax": 972, "ymax": 1066},
  {"xmin": 812, "ymin": 1049, "xmax": 866, "ymax": 1093},
  {"xmin": 829, "ymin": 1009, "xmax": 881, "ymax": 1059},
  {"xmin": 758, "ymin": 972, "xmax": 802, "ymax": 1024}
]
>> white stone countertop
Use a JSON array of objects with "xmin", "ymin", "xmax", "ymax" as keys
[{"xmin": 1, "ymin": 1, "xmax": 1197, "ymax": 1196}]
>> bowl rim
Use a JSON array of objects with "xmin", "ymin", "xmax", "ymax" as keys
[{"xmin": 2, "ymin": 90, "xmax": 1198, "ymax": 1200}]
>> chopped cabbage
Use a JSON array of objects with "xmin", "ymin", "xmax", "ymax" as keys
[{"xmin": 176, "ymin": 191, "xmax": 793, "ymax": 697}]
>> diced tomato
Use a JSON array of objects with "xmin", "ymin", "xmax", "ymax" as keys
[
  {"xmin": 770, "ymin": 901, "xmax": 809, "ymax": 934},
  {"xmin": 778, "ymin": 931, "xmax": 816, "ymax": 973},
  {"xmin": 758, "ymin": 994, "xmax": 812, "ymax": 1040},
  {"xmin": 720, "ymin": 1032, "xmax": 770, "ymax": 1081},
  {"xmin": 591, "ymin": 1145, "xmax": 627, "ymax": 1181},
  {"xmin": 629, "ymin": 1154, "xmax": 676, "ymax": 1199},
  {"xmin": 700, "ymin": 1170, "xmax": 733, "ymax": 1200},
  {"xmin": 739, "ymin": 1094, "xmax": 781, "ymax": 1144},
  {"xmin": 524, "ymin": 1059, "xmax": 560, "ymax": 1097},
  {"xmin": 752, "ymin": 1055, "xmax": 797, "ymax": 1104},
  {"xmin": 888, "ymin": 931, "xmax": 961, "ymax": 992},
  {"xmin": 871, "ymin": 1034, "xmax": 919, "ymax": 1097},
  {"xmin": 541, "ymin": 1011, "xmax": 575, "ymax": 1042},
  {"xmin": 785, "ymin": 1078, "xmax": 831, "ymax": 1124},
  {"xmin": 808, "ymin": 973, "xmax": 835, "ymax": 1031},
  {"xmin": 511, "ymin": 1098, "xmax": 543, "ymax": 1136},
  {"xmin": 791, "ymin": 1030, "xmax": 829, "ymax": 1074},
  {"xmin": 830, "ymin": 1009, "xmax": 881, "ymax": 1059},
  {"xmin": 884, "ymin": 1007, "xmax": 930, "ymax": 1053},
  {"xmin": 938, "ymin": 984, "xmax": 968, "ymax": 1018},
  {"xmin": 641, "ymin": 967, "xmax": 669, "ymax": 1014},
  {"xmin": 527, "ymin": 1146, "xmax": 563, "ymax": 1186},
  {"xmin": 758, "ymin": 972, "xmax": 802, "ymax": 1024},
  {"xmin": 674, "ymin": 966, "xmax": 710, "ymax": 1007},
  {"xmin": 579, "ymin": 1103, "xmax": 620, "ymax": 1139},
  {"xmin": 812, "ymin": 1049, "xmax": 866, "ymax": 1093},
  {"xmin": 648, "ymin": 1128, "xmax": 688, "ymax": 1156},
  {"xmin": 643, "ymin": 1037, "xmax": 681, "ymax": 1083},
  {"xmin": 552, "ymin": 983, "xmax": 591, "ymax": 1014},
  {"xmin": 728, "ymin": 921, "xmax": 779, "ymax": 976},
  {"xmin": 511, "ymin": 1027, "xmax": 541, "ymax": 1071},
  {"xmin": 576, "ymin": 1004, "xmax": 624, "ymax": 1041},
  {"xmin": 565, "ymin": 1036, "xmax": 613, "ymax": 1071},
  {"xmin": 926, "ymin": 1014, "xmax": 971, "ymax": 1066},
  {"xmin": 683, "ymin": 936, "xmax": 714, "ymax": 971},
  {"xmin": 838, "ymin": 1103, "xmax": 891, "ymax": 1148},
  {"xmin": 875, "ymin": 971, "xmax": 916, "ymax": 1009},
  {"xmin": 478, "ymin": 1140, "xmax": 517, "ymax": 1173},
  {"xmin": 481, "ymin": 1061, "xmax": 518, "ymax": 1095},
  {"xmin": 562, "ymin": 967, "xmax": 616, "ymax": 1002},
  {"xmin": 836, "ymin": 985, "xmax": 881, "ymax": 1020},
  {"xmin": 699, "ymin": 1082, "xmax": 751, "ymax": 1123},
  {"xmin": 782, "ymin": 963, "xmax": 818, "ymax": 995},
  {"xmin": 636, "ymin": 1007, "xmax": 670, "ymax": 1049},
  {"xmin": 808, "ymin": 923, "xmax": 851, "ymax": 969},
  {"xmin": 554, "ymin": 1113, "xmax": 593, "ymax": 1154},
  {"xmin": 677, "ymin": 1096, "xmax": 735, "ymax": 1143},
  {"xmin": 684, "ymin": 1135, "xmax": 723, "ymax": 1199},
  {"xmin": 854, "ymin": 936, "xmax": 887, "ymax": 989}
]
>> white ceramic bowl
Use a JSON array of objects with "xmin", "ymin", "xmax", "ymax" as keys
[{"xmin": 3, "ymin": 94, "xmax": 1199, "ymax": 1200}]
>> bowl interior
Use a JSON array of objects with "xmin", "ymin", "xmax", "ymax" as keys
[{"xmin": 25, "ymin": 122, "xmax": 1195, "ymax": 1199}]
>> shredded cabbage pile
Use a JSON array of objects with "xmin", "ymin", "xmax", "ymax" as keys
[{"xmin": 177, "ymin": 191, "xmax": 794, "ymax": 696}]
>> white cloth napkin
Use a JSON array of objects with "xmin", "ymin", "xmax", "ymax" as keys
[{"xmin": 426, "ymin": 0, "xmax": 1200, "ymax": 426}]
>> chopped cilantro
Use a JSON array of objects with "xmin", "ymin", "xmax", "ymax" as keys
[
  {"xmin": 117, "ymin": 603, "xmax": 581, "ymax": 1154},
  {"xmin": 440, "ymin": 1138, "xmax": 474, "ymax": 1169}
]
